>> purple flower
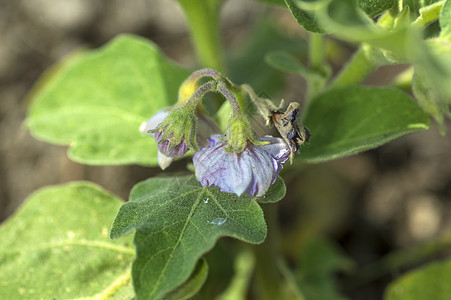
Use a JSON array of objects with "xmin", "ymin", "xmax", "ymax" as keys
[
  {"xmin": 193, "ymin": 134, "xmax": 290, "ymax": 196},
  {"xmin": 141, "ymin": 107, "xmax": 220, "ymax": 170},
  {"xmin": 142, "ymin": 107, "xmax": 190, "ymax": 158}
]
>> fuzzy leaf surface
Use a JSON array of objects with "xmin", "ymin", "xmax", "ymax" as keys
[
  {"xmin": 27, "ymin": 34, "xmax": 189, "ymax": 166},
  {"xmin": 111, "ymin": 175, "xmax": 286, "ymax": 299},
  {"xmin": 0, "ymin": 182, "xmax": 135, "ymax": 299},
  {"xmin": 300, "ymin": 86, "xmax": 430, "ymax": 162}
]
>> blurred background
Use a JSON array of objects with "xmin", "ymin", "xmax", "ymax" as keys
[{"xmin": 1, "ymin": 0, "xmax": 450, "ymax": 299}]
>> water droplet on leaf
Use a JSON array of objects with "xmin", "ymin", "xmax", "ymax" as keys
[
  {"xmin": 209, "ymin": 217, "xmax": 227, "ymax": 226},
  {"xmin": 203, "ymin": 197, "xmax": 209, "ymax": 204}
]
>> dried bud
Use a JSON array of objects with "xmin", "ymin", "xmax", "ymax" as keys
[{"xmin": 271, "ymin": 102, "xmax": 310, "ymax": 164}]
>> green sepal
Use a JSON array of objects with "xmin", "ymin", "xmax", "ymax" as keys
[
  {"xmin": 149, "ymin": 106, "xmax": 200, "ymax": 151},
  {"xmin": 225, "ymin": 114, "xmax": 266, "ymax": 153}
]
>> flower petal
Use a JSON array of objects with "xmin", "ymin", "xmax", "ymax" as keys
[{"xmin": 193, "ymin": 134, "xmax": 290, "ymax": 196}]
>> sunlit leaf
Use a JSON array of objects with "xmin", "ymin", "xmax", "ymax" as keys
[
  {"xmin": 0, "ymin": 182, "xmax": 134, "ymax": 299},
  {"xmin": 111, "ymin": 175, "xmax": 286, "ymax": 299},
  {"xmin": 27, "ymin": 34, "xmax": 189, "ymax": 166},
  {"xmin": 300, "ymin": 86, "xmax": 430, "ymax": 162}
]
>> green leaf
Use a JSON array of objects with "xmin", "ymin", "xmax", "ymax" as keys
[
  {"xmin": 27, "ymin": 34, "xmax": 189, "ymax": 166},
  {"xmin": 300, "ymin": 86, "xmax": 430, "ymax": 163},
  {"xmin": 296, "ymin": 237, "xmax": 353, "ymax": 300},
  {"xmin": 111, "ymin": 175, "xmax": 286, "ymax": 299},
  {"xmin": 163, "ymin": 259, "xmax": 208, "ymax": 300},
  {"xmin": 440, "ymin": 0, "xmax": 451, "ymax": 37},
  {"xmin": 227, "ymin": 19, "xmax": 307, "ymax": 97},
  {"xmin": 265, "ymin": 51, "xmax": 317, "ymax": 79},
  {"xmin": 284, "ymin": 0, "xmax": 325, "ymax": 33},
  {"xmin": 216, "ymin": 249, "xmax": 255, "ymax": 300},
  {"xmin": 359, "ymin": 0, "xmax": 395, "ymax": 18},
  {"xmin": 0, "ymin": 182, "xmax": 135, "ymax": 299},
  {"xmin": 385, "ymin": 259, "xmax": 451, "ymax": 300}
]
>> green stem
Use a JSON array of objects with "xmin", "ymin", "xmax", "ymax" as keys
[
  {"xmin": 253, "ymin": 204, "xmax": 283, "ymax": 300},
  {"xmin": 309, "ymin": 33, "xmax": 324, "ymax": 73},
  {"xmin": 306, "ymin": 33, "xmax": 327, "ymax": 103},
  {"xmin": 178, "ymin": 0, "xmax": 225, "ymax": 72},
  {"xmin": 329, "ymin": 44, "xmax": 376, "ymax": 89}
]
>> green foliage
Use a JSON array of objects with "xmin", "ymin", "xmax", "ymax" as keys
[
  {"xmin": 385, "ymin": 259, "xmax": 451, "ymax": 300},
  {"xmin": 0, "ymin": 182, "xmax": 134, "ymax": 299},
  {"xmin": 296, "ymin": 237, "xmax": 354, "ymax": 300},
  {"xmin": 440, "ymin": 0, "xmax": 451, "ymax": 37},
  {"xmin": 227, "ymin": 19, "xmax": 307, "ymax": 97},
  {"xmin": 359, "ymin": 0, "xmax": 395, "ymax": 18},
  {"xmin": 27, "ymin": 34, "xmax": 189, "ymax": 166},
  {"xmin": 163, "ymin": 259, "xmax": 208, "ymax": 300},
  {"xmin": 265, "ymin": 51, "xmax": 320, "ymax": 79},
  {"xmin": 283, "ymin": 0, "xmax": 325, "ymax": 33},
  {"xmin": 300, "ymin": 86, "xmax": 430, "ymax": 162},
  {"xmin": 111, "ymin": 176, "xmax": 286, "ymax": 299}
]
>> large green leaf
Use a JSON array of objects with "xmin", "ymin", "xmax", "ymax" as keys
[
  {"xmin": 300, "ymin": 86, "xmax": 430, "ymax": 162},
  {"xmin": 111, "ymin": 175, "xmax": 286, "ymax": 299},
  {"xmin": 27, "ymin": 34, "xmax": 189, "ymax": 166},
  {"xmin": 0, "ymin": 182, "xmax": 135, "ymax": 299},
  {"xmin": 385, "ymin": 259, "xmax": 451, "ymax": 300}
]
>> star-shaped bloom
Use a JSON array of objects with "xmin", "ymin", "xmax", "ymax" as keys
[{"xmin": 193, "ymin": 134, "xmax": 290, "ymax": 196}]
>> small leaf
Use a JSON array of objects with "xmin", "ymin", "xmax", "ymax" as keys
[
  {"xmin": 385, "ymin": 259, "xmax": 451, "ymax": 300},
  {"xmin": 111, "ymin": 175, "xmax": 286, "ymax": 299},
  {"xmin": 284, "ymin": 0, "xmax": 325, "ymax": 33},
  {"xmin": 265, "ymin": 51, "xmax": 316, "ymax": 78},
  {"xmin": 0, "ymin": 182, "xmax": 135, "ymax": 299},
  {"xmin": 27, "ymin": 34, "xmax": 189, "ymax": 166},
  {"xmin": 359, "ymin": 0, "xmax": 395, "ymax": 18},
  {"xmin": 440, "ymin": 0, "xmax": 451, "ymax": 37},
  {"xmin": 300, "ymin": 86, "xmax": 430, "ymax": 162},
  {"xmin": 257, "ymin": 177, "xmax": 287, "ymax": 204},
  {"xmin": 228, "ymin": 19, "xmax": 307, "ymax": 97},
  {"xmin": 163, "ymin": 259, "xmax": 208, "ymax": 300},
  {"xmin": 296, "ymin": 237, "xmax": 353, "ymax": 300}
]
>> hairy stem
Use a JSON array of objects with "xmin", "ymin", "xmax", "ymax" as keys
[
  {"xmin": 185, "ymin": 81, "xmax": 217, "ymax": 110},
  {"xmin": 217, "ymin": 82, "xmax": 242, "ymax": 116},
  {"xmin": 185, "ymin": 68, "xmax": 222, "ymax": 83}
]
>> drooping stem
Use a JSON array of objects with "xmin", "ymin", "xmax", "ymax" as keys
[
  {"xmin": 253, "ymin": 204, "xmax": 283, "ymax": 300},
  {"xmin": 178, "ymin": 0, "xmax": 225, "ymax": 72},
  {"xmin": 184, "ymin": 68, "xmax": 223, "ymax": 83},
  {"xmin": 217, "ymin": 82, "xmax": 242, "ymax": 117},
  {"xmin": 184, "ymin": 81, "xmax": 217, "ymax": 109}
]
